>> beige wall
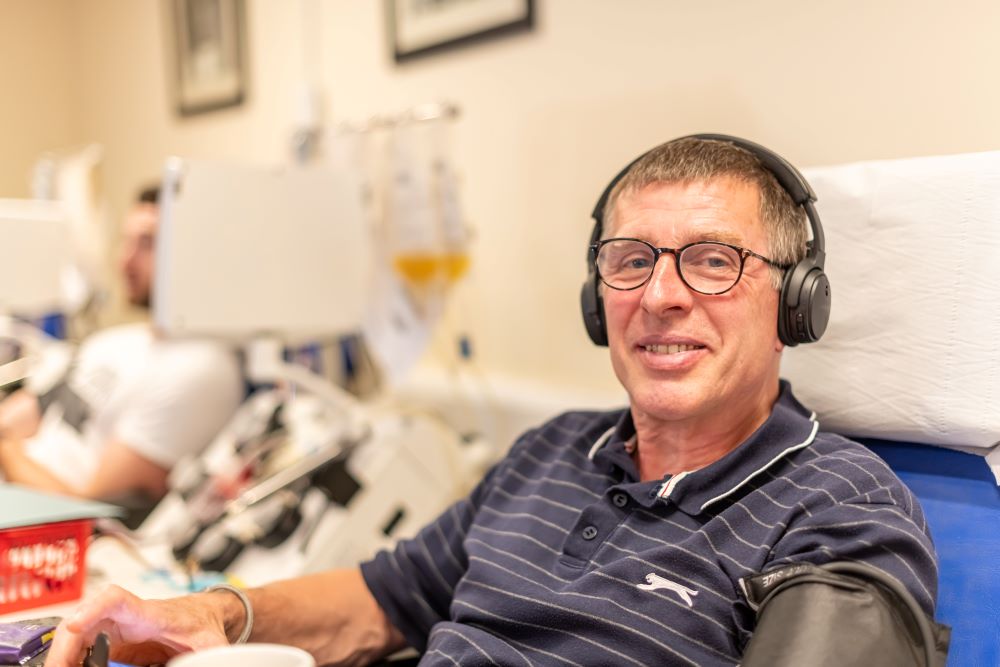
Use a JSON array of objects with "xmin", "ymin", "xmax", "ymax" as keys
[
  {"xmin": 0, "ymin": 0, "xmax": 81, "ymax": 197},
  {"xmin": 7, "ymin": 0, "xmax": 1000, "ymax": 394}
]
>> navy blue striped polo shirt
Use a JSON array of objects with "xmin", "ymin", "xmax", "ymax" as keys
[{"xmin": 361, "ymin": 381, "xmax": 937, "ymax": 666}]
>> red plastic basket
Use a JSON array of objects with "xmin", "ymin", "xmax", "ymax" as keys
[{"xmin": 0, "ymin": 519, "xmax": 91, "ymax": 614}]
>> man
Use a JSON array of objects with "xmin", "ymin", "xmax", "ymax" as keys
[
  {"xmin": 0, "ymin": 186, "xmax": 243, "ymax": 502},
  {"xmin": 44, "ymin": 138, "xmax": 937, "ymax": 666}
]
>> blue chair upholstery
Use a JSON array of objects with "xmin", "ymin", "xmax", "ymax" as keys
[{"xmin": 863, "ymin": 440, "xmax": 1000, "ymax": 666}]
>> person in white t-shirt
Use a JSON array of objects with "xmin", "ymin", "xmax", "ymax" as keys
[{"xmin": 0, "ymin": 186, "xmax": 243, "ymax": 501}]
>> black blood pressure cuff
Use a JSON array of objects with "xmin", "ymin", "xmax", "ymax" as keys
[{"xmin": 738, "ymin": 562, "xmax": 950, "ymax": 667}]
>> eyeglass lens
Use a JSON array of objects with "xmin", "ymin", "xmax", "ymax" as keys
[{"xmin": 596, "ymin": 239, "xmax": 743, "ymax": 294}]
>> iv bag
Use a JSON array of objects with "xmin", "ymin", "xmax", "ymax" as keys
[{"xmin": 386, "ymin": 115, "xmax": 468, "ymax": 290}]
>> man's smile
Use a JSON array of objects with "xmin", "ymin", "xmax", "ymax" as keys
[
  {"xmin": 641, "ymin": 343, "xmax": 706, "ymax": 354},
  {"xmin": 634, "ymin": 336, "xmax": 709, "ymax": 371}
]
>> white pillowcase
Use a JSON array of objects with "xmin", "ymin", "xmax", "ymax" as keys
[{"xmin": 781, "ymin": 150, "xmax": 1000, "ymax": 450}]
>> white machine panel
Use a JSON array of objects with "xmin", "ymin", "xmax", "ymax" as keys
[
  {"xmin": 0, "ymin": 199, "xmax": 72, "ymax": 316},
  {"xmin": 155, "ymin": 159, "xmax": 372, "ymax": 341}
]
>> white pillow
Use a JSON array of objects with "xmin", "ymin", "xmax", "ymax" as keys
[{"xmin": 781, "ymin": 150, "xmax": 1000, "ymax": 450}]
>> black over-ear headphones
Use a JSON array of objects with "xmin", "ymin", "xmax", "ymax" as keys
[{"xmin": 580, "ymin": 133, "xmax": 831, "ymax": 347}]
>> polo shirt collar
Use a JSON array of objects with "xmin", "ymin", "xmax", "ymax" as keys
[
  {"xmin": 588, "ymin": 413, "xmax": 641, "ymax": 482},
  {"xmin": 588, "ymin": 380, "xmax": 818, "ymax": 515}
]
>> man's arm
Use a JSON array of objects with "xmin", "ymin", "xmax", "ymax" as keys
[
  {"xmin": 761, "ymin": 496, "xmax": 938, "ymax": 616},
  {"xmin": 44, "ymin": 569, "xmax": 407, "ymax": 667},
  {"xmin": 240, "ymin": 570, "xmax": 407, "ymax": 663},
  {"xmin": 0, "ymin": 380, "xmax": 170, "ymax": 500},
  {"xmin": 0, "ymin": 437, "xmax": 169, "ymax": 499},
  {"xmin": 0, "ymin": 342, "xmax": 241, "ymax": 500}
]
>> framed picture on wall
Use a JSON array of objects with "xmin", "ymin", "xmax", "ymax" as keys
[
  {"xmin": 387, "ymin": 0, "xmax": 534, "ymax": 63},
  {"xmin": 170, "ymin": 0, "xmax": 248, "ymax": 116}
]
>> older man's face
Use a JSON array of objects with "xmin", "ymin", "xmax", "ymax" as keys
[{"xmin": 602, "ymin": 177, "xmax": 783, "ymax": 432}]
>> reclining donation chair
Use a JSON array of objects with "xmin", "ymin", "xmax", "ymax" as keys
[{"xmin": 785, "ymin": 149, "xmax": 1000, "ymax": 666}]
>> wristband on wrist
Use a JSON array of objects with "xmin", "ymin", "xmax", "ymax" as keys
[{"xmin": 206, "ymin": 583, "xmax": 253, "ymax": 644}]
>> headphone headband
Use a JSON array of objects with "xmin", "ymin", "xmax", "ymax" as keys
[{"xmin": 590, "ymin": 133, "xmax": 823, "ymax": 255}]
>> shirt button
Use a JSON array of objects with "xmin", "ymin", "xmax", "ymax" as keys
[
  {"xmin": 581, "ymin": 525, "xmax": 598, "ymax": 540},
  {"xmin": 612, "ymin": 493, "xmax": 628, "ymax": 508}
]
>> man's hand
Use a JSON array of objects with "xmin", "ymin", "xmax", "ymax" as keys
[
  {"xmin": 44, "ymin": 585, "xmax": 231, "ymax": 667},
  {"xmin": 45, "ymin": 569, "xmax": 404, "ymax": 667}
]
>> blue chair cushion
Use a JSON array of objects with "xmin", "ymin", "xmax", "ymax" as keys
[{"xmin": 863, "ymin": 439, "xmax": 1000, "ymax": 667}]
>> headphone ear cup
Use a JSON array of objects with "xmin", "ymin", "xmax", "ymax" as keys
[
  {"xmin": 580, "ymin": 274, "xmax": 608, "ymax": 346},
  {"xmin": 800, "ymin": 269, "xmax": 831, "ymax": 343},
  {"xmin": 778, "ymin": 267, "xmax": 797, "ymax": 346},
  {"xmin": 778, "ymin": 260, "xmax": 832, "ymax": 346}
]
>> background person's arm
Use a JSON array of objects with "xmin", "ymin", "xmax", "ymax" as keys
[
  {"xmin": 0, "ymin": 436, "xmax": 168, "ymax": 499},
  {"xmin": 44, "ymin": 569, "xmax": 407, "ymax": 667},
  {"xmin": 0, "ymin": 435, "xmax": 78, "ymax": 493},
  {"xmin": 0, "ymin": 388, "xmax": 42, "ymax": 439}
]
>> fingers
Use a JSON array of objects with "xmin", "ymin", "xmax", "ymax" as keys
[
  {"xmin": 44, "ymin": 585, "xmax": 144, "ymax": 667},
  {"xmin": 44, "ymin": 615, "xmax": 93, "ymax": 667}
]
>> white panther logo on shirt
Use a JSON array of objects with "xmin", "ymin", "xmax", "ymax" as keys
[{"xmin": 637, "ymin": 573, "xmax": 700, "ymax": 607}]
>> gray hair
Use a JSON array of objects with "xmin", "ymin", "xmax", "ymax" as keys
[{"xmin": 602, "ymin": 137, "xmax": 808, "ymax": 289}]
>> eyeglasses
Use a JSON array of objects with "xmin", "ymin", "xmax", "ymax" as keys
[{"xmin": 591, "ymin": 238, "xmax": 787, "ymax": 295}]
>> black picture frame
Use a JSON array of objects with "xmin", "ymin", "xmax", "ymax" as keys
[
  {"xmin": 387, "ymin": 0, "xmax": 534, "ymax": 63},
  {"xmin": 170, "ymin": 0, "xmax": 248, "ymax": 116}
]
